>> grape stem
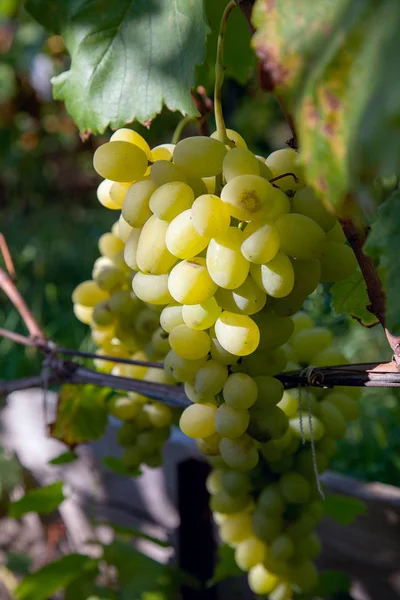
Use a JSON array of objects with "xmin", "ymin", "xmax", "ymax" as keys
[
  {"xmin": 269, "ymin": 172, "xmax": 299, "ymax": 184},
  {"xmin": 171, "ymin": 116, "xmax": 198, "ymax": 145},
  {"xmin": 214, "ymin": 1, "xmax": 237, "ymax": 144}
]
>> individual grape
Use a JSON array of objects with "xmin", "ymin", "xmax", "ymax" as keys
[
  {"xmin": 241, "ymin": 219, "xmax": 280, "ymax": 264},
  {"xmin": 292, "ymin": 327, "xmax": 332, "ymax": 363},
  {"xmin": 222, "ymin": 147, "xmax": 260, "ymax": 181},
  {"xmin": 272, "ymin": 258, "xmax": 321, "ymax": 317},
  {"xmin": 166, "ymin": 210, "xmax": 209, "ymax": 259},
  {"xmin": 98, "ymin": 232, "xmax": 125, "ymax": 258},
  {"xmin": 117, "ymin": 215, "xmax": 134, "ymax": 242},
  {"xmin": 160, "ymin": 304, "xmax": 184, "ymax": 333},
  {"xmin": 95, "ymin": 266, "xmax": 126, "ymax": 292},
  {"xmin": 223, "ymin": 373, "xmax": 258, "ymax": 409},
  {"xmin": 72, "ymin": 280, "xmax": 109, "ymax": 306},
  {"xmin": 220, "ymin": 174, "xmax": 283, "ymax": 221},
  {"xmin": 209, "ymin": 333, "xmax": 239, "ymax": 365},
  {"xmin": 73, "ymin": 303, "xmax": 93, "ymax": 324},
  {"xmin": 323, "ymin": 392, "xmax": 359, "ymax": 421},
  {"xmin": 187, "ymin": 176, "xmax": 208, "ymax": 197},
  {"xmin": 211, "ymin": 128, "xmax": 248, "ymax": 148},
  {"xmin": 265, "ymin": 148, "xmax": 305, "ymax": 193},
  {"xmin": 279, "ymin": 472, "xmax": 310, "ymax": 504},
  {"xmin": 319, "ymin": 400, "xmax": 347, "ymax": 438},
  {"xmin": 288, "ymin": 560, "xmax": 318, "ymax": 593},
  {"xmin": 248, "ymin": 565, "xmax": 279, "ymax": 595},
  {"xmin": 194, "ymin": 359, "xmax": 229, "ymax": 396},
  {"xmin": 196, "ymin": 432, "xmax": 222, "ymax": 456},
  {"xmin": 108, "ymin": 396, "xmax": 141, "ymax": 420},
  {"xmin": 210, "ymin": 489, "xmax": 252, "ymax": 514},
  {"xmin": 202, "ymin": 176, "xmax": 216, "ymax": 194},
  {"xmin": 235, "ymin": 538, "xmax": 266, "ymax": 571},
  {"xmin": 248, "ymin": 404, "xmax": 288, "ymax": 442},
  {"xmin": 151, "ymin": 327, "xmax": 170, "ymax": 355},
  {"xmin": 316, "ymin": 437, "xmax": 337, "ymax": 458},
  {"xmin": 179, "ymin": 403, "xmax": 217, "ymax": 438},
  {"xmin": 184, "ymin": 381, "xmax": 214, "ymax": 403},
  {"xmin": 145, "ymin": 402, "xmax": 173, "ymax": 428},
  {"xmin": 173, "ymin": 136, "xmax": 227, "ymax": 178},
  {"xmin": 221, "ymin": 470, "xmax": 251, "ymax": 496},
  {"xmin": 149, "ymin": 181, "xmax": 194, "ymax": 221},
  {"xmin": 296, "ymin": 533, "xmax": 322, "ymax": 560},
  {"xmin": 257, "ymin": 484, "xmax": 285, "ymax": 514},
  {"xmin": 169, "ymin": 324, "xmax": 210, "ymax": 360},
  {"xmin": 168, "ymin": 257, "xmax": 218, "ymax": 304},
  {"xmin": 268, "ymin": 583, "xmax": 292, "ymax": 600},
  {"xmin": 275, "ymin": 213, "xmax": 326, "ymax": 260},
  {"xmin": 207, "ymin": 228, "xmax": 250, "ymax": 289},
  {"xmin": 191, "ymin": 194, "xmax": 231, "ymax": 237},
  {"xmin": 136, "ymin": 215, "xmax": 177, "ymax": 274},
  {"xmin": 253, "ymin": 375, "xmax": 284, "ymax": 405},
  {"xmin": 291, "ymin": 186, "xmax": 335, "ymax": 231},
  {"xmin": 164, "ymin": 349, "xmax": 206, "ymax": 382},
  {"xmin": 250, "ymin": 251, "xmax": 295, "ymax": 298},
  {"xmin": 110, "ymin": 128, "xmax": 151, "ymax": 158},
  {"xmin": 220, "ymin": 512, "xmax": 254, "ymax": 544},
  {"xmin": 215, "ymin": 276, "xmax": 267, "ymax": 315},
  {"xmin": 109, "ymin": 181, "xmax": 132, "ymax": 209},
  {"xmin": 150, "ymin": 143, "xmax": 175, "ymax": 162},
  {"xmin": 122, "ymin": 180, "xmax": 156, "ymax": 227},
  {"xmin": 215, "ymin": 403, "xmax": 250, "ymax": 439},
  {"xmin": 97, "ymin": 179, "xmax": 119, "ymax": 210},
  {"xmin": 326, "ymin": 220, "xmax": 346, "ymax": 243},
  {"xmin": 150, "ymin": 160, "xmax": 187, "ymax": 186},
  {"xmin": 271, "ymin": 535, "xmax": 295, "ymax": 560},
  {"xmin": 311, "ymin": 347, "xmax": 347, "ymax": 366},
  {"xmin": 219, "ymin": 435, "xmax": 259, "ymax": 471},
  {"xmin": 93, "ymin": 141, "xmax": 148, "ymax": 182},
  {"xmin": 256, "ymin": 156, "xmax": 273, "ymax": 180},
  {"xmin": 252, "ymin": 510, "xmax": 283, "ymax": 542},
  {"xmin": 134, "ymin": 308, "xmax": 160, "ymax": 338},
  {"xmin": 182, "ymin": 297, "xmax": 221, "ymax": 330},
  {"xmin": 254, "ymin": 310, "xmax": 294, "ymax": 349},
  {"xmin": 295, "ymin": 448, "xmax": 328, "ymax": 478},
  {"xmin": 319, "ymin": 242, "xmax": 358, "ymax": 282},
  {"xmin": 290, "ymin": 311, "xmax": 314, "ymax": 337},
  {"xmin": 132, "ymin": 272, "xmax": 172, "ymax": 305},
  {"xmin": 240, "ymin": 347, "xmax": 287, "ymax": 377},
  {"xmin": 92, "ymin": 300, "xmax": 115, "ymax": 326},
  {"xmin": 289, "ymin": 413, "xmax": 325, "ymax": 441},
  {"xmin": 206, "ymin": 469, "xmax": 223, "ymax": 494},
  {"xmin": 215, "ymin": 311, "xmax": 260, "ymax": 356},
  {"xmin": 269, "ymin": 190, "xmax": 291, "ymax": 221}
]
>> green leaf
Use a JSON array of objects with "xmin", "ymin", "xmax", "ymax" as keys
[
  {"xmin": 9, "ymin": 482, "xmax": 65, "ymax": 519},
  {"xmin": 15, "ymin": 554, "xmax": 98, "ymax": 600},
  {"xmin": 208, "ymin": 544, "xmax": 242, "ymax": 586},
  {"xmin": 309, "ymin": 570, "xmax": 352, "ymax": 598},
  {"xmin": 50, "ymin": 384, "xmax": 108, "ymax": 448},
  {"xmin": 6, "ymin": 552, "xmax": 32, "ymax": 576},
  {"xmin": 364, "ymin": 193, "xmax": 400, "ymax": 335},
  {"xmin": 49, "ymin": 450, "xmax": 78, "ymax": 465},
  {"xmin": 331, "ymin": 270, "xmax": 379, "ymax": 327},
  {"xmin": 94, "ymin": 521, "xmax": 170, "ymax": 548},
  {"xmin": 323, "ymin": 493, "xmax": 366, "ymax": 525},
  {"xmin": 102, "ymin": 456, "xmax": 141, "ymax": 477},
  {"xmin": 26, "ymin": 0, "xmax": 208, "ymax": 132}
]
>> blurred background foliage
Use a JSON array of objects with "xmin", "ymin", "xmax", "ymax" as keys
[{"xmin": 1, "ymin": 2, "xmax": 399, "ymax": 487}]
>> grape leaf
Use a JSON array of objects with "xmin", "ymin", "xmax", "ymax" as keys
[
  {"xmin": 323, "ymin": 493, "xmax": 366, "ymax": 525},
  {"xmin": 9, "ymin": 482, "xmax": 65, "ymax": 519},
  {"xmin": 25, "ymin": 0, "xmax": 208, "ymax": 132},
  {"xmin": 364, "ymin": 193, "xmax": 400, "ymax": 335},
  {"xmin": 48, "ymin": 450, "xmax": 78, "ymax": 465},
  {"xmin": 208, "ymin": 543, "xmax": 242, "ymax": 586},
  {"xmin": 331, "ymin": 271, "xmax": 379, "ymax": 327}
]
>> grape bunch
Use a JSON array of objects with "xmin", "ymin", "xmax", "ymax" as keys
[{"xmin": 71, "ymin": 221, "xmax": 174, "ymax": 472}]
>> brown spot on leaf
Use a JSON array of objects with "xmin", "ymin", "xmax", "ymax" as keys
[
  {"xmin": 323, "ymin": 89, "xmax": 341, "ymax": 111},
  {"xmin": 323, "ymin": 121, "xmax": 336, "ymax": 137},
  {"xmin": 317, "ymin": 176, "xmax": 328, "ymax": 193},
  {"xmin": 256, "ymin": 43, "xmax": 291, "ymax": 87}
]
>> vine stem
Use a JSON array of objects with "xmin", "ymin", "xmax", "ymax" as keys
[
  {"xmin": 171, "ymin": 116, "xmax": 198, "ymax": 145},
  {"xmin": 214, "ymin": 1, "xmax": 236, "ymax": 144}
]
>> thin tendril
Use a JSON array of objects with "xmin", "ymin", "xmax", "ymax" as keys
[
  {"xmin": 214, "ymin": 1, "xmax": 236, "ymax": 144},
  {"xmin": 171, "ymin": 116, "xmax": 198, "ymax": 145}
]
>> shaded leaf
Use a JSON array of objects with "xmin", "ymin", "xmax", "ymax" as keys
[
  {"xmin": 6, "ymin": 552, "xmax": 32, "ymax": 576},
  {"xmin": 15, "ymin": 554, "xmax": 98, "ymax": 600},
  {"xmin": 208, "ymin": 543, "xmax": 242, "ymax": 586},
  {"xmin": 323, "ymin": 494, "xmax": 366, "ymax": 525},
  {"xmin": 94, "ymin": 520, "xmax": 170, "ymax": 548},
  {"xmin": 49, "ymin": 450, "xmax": 78, "ymax": 465},
  {"xmin": 331, "ymin": 270, "xmax": 379, "ymax": 327},
  {"xmin": 26, "ymin": 0, "xmax": 208, "ymax": 132},
  {"xmin": 313, "ymin": 570, "xmax": 352, "ymax": 597},
  {"xmin": 364, "ymin": 193, "xmax": 400, "ymax": 335},
  {"xmin": 9, "ymin": 482, "xmax": 65, "ymax": 519},
  {"xmin": 102, "ymin": 456, "xmax": 141, "ymax": 477},
  {"xmin": 50, "ymin": 384, "xmax": 108, "ymax": 448}
]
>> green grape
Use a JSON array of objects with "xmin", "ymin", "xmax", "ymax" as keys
[
  {"xmin": 211, "ymin": 128, "xmax": 248, "ymax": 148},
  {"xmin": 278, "ymin": 390, "xmax": 299, "ymax": 417},
  {"xmin": 173, "ymin": 136, "xmax": 227, "ymax": 178},
  {"xmin": 272, "ymin": 258, "xmax": 321, "ymax": 317},
  {"xmin": 288, "ymin": 559, "xmax": 318, "ymax": 593},
  {"xmin": 93, "ymin": 141, "xmax": 148, "ymax": 182},
  {"xmin": 323, "ymin": 392, "xmax": 359, "ymax": 421},
  {"xmin": 235, "ymin": 538, "xmax": 266, "ymax": 571},
  {"xmin": 220, "ymin": 174, "xmax": 282, "ymax": 221},
  {"xmin": 279, "ymin": 472, "xmax": 310, "ymax": 504},
  {"xmin": 269, "ymin": 583, "xmax": 292, "ymax": 600},
  {"xmin": 289, "ymin": 413, "xmax": 325, "ymax": 441},
  {"xmin": 275, "ymin": 213, "xmax": 326, "ymax": 260},
  {"xmin": 136, "ymin": 215, "xmax": 177, "ymax": 274},
  {"xmin": 240, "ymin": 347, "xmax": 287, "ymax": 377},
  {"xmin": 134, "ymin": 308, "xmax": 160, "ymax": 338},
  {"xmin": 121, "ymin": 447, "xmax": 142, "ymax": 469},
  {"xmin": 117, "ymin": 215, "xmax": 134, "ymax": 242},
  {"xmin": 168, "ymin": 257, "xmax": 218, "ymax": 304},
  {"xmin": 95, "ymin": 266, "xmax": 126, "ymax": 292},
  {"xmin": 256, "ymin": 156, "xmax": 274, "ymax": 180},
  {"xmin": 169, "ymin": 324, "xmax": 210, "ymax": 360},
  {"xmin": 293, "ymin": 327, "xmax": 332, "ymax": 363},
  {"xmin": 308, "ymin": 500, "xmax": 325, "ymax": 522},
  {"xmin": 250, "ymin": 251, "xmax": 295, "ymax": 298},
  {"xmin": 260, "ymin": 441, "xmax": 282, "ymax": 461},
  {"xmin": 150, "ymin": 160, "xmax": 187, "ymax": 186},
  {"xmin": 252, "ymin": 510, "xmax": 283, "ymax": 542},
  {"xmin": 334, "ymin": 385, "xmax": 361, "ymax": 401},
  {"xmin": 290, "ymin": 311, "xmax": 314, "ymax": 337},
  {"xmin": 164, "ymin": 350, "xmax": 206, "ymax": 382},
  {"xmin": 223, "ymin": 373, "xmax": 258, "ymax": 409},
  {"xmin": 286, "ymin": 514, "xmax": 316, "ymax": 541},
  {"xmin": 241, "ymin": 219, "xmax": 280, "ymax": 264},
  {"xmin": 166, "ymin": 209, "xmax": 209, "ymax": 259},
  {"xmin": 73, "ymin": 303, "xmax": 93, "ymax": 324},
  {"xmin": 184, "ymin": 382, "xmax": 214, "ymax": 404},
  {"xmin": 150, "ymin": 143, "xmax": 175, "ymax": 162},
  {"xmin": 194, "ymin": 359, "xmax": 229, "ymax": 396},
  {"xmin": 326, "ymin": 220, "xmax": 346, "ymax": 243},
  {"xmin": 206, "ymin": 227, "xmax": 250, "ymax": 290},
  {"xmin": 220, "ymin": 511, "xmax": 254, "ymax": 544},
  {"xmin": 202, "ymin": 176, "xmax": 216, "ymax": 194},
  {"xmin": 110, "ymin": 128, "xmax": 151, "ymax": 158},
  {"xmin": 98, "ymin": 232, "xmax": 125, "ymax": 258},
  {"xmin": 160, "ymin": 304, "xmax": 184, "ymax": 333},
  {"xmin": 295, "ymin": 448, "xmax": 328, "ymax": 478},
  {"xmin": 296, "ymin": 533, "xmax": 322, "ymax": 560},
  {"xmin": 209, "ymin": 489, "xmax": 251, "ymax": 514},
  {"xmin": 187, "ymin": 176, "xmax": 208, "ymax": 197},
  {"xmin": 319, "ymin": 400, "xmax": 347, "ymax": 438},
  {"xmin": 253, "ymin": 375, "xmax": 284, "ymax": 405},
  {"xmin": 265, "ymin": 148, "xmax": 305, "ymax": 193},
  {"xmin": 270, "ymin": 458, "xmax": 294, "ymax": 477},
  {"xmin": 215, "ymin": 276, "xmax": 267, "ymax": 316},
  {"xmin": 92, "ymin": 256, "xmax": 114, "ymax": 279},
  {"xmin": 222, "ymin": 147, "xmax": 260, "ymax": 181},
  {"xmin": 135, "ymin": 430, "xmax": 160, "ymax": 456},
  {"xmin": 257, "ymin": 484, "xmax": 284, "ymax": 514},
  {"xmin": 149, "ymin": 181, "xmax": 194, "ymax": 221},
  {"xmin": 151, "ymin": 327, "xmax": 170, "ymax": 355},
  {"xmin": 311, "ymin": 347, "xmax": 347, "ymax": 366},
  {"xmin": 97, "ymin": 179, "xmax": 119, "ymax": 210},
  {"xmin": 219, "ymin": 435, "xmax": 259, "ymax": 471},
  {"xmin": 248, "ymin": 565, "xmax": 279, "ymax": 595},
  {"xmin": 215, "ymin": 403, "xmax": 250, "ymax": 439},
  {"xmin": 316, "ymin": 436, "xmax": 337, "ymax": 458},
  {"xmin": 109, "ymin": 395, "xmax": 142, "ymax": 420},
  {"xmin": 196, "ymin": 432, "xmax": 221, "ymax": 456},
  {"xmin": 108, "ymin": 291, "xmax": 140, "ymax": 317},
  {"xmin": 221, "ymin": 470, "xmax": 251, "ymax": 496},
  {"xmin": 206, "ymin": 469, "xmax": 223, "ymax": 494},
  {"xmin": 320, "ymin": 242, "xmax": 358, "ymax": 282},
  {"xmin": 92, "ymin": 300, "xmax": 115, "ymax": 326},
  {"xmin": 291, "ymin": 186, "xmax": 336, "ymax": 231},
  {"xmin": 179, "ymin": 402, "xmax": 217, "ymax": 438},
  {"xmin": 210, "ymin": 333, "xmax": 239, "ymax": 365},
  {"xmin": 117, "ymin": 421, "xmax": 138, "ymax": 446},
  {"xmin": 255, "ymin": 310, "xmax": 294, "ymax": 349},
  {"xmin": 122, "ymin": 180, "xmax": 156, "ymax": 227},
  {"xmin": 215, "ymin": 311, "xmax": 260, "ymax": 356},
  {"xmin": 191, "ymin": 194, "xmax": 231, "ymax": 237},
  {"xmin": 182, "ymin": 297, "xmax": 221, "ymax": 330},
  {"xmin": 132, "ymin": 272, "xmax": 173, "ymax": 305},
  {"xmin": 109, "ymin": 181, "xmax": 132, "ymax": 209},
  {"xmin": 269, "ymin": 189, "xmax": 291, "ymax": 221},
  {"xmin": 271, "ymin": 534, "xmax": 295, "ymax": 560},
  {"xmin": 248, "ymin": 404, "xmax": 288, "ymax": 442},
  {"xmin": 72, "ymin": 280, "xmax": 109, "ymax": 307}
]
